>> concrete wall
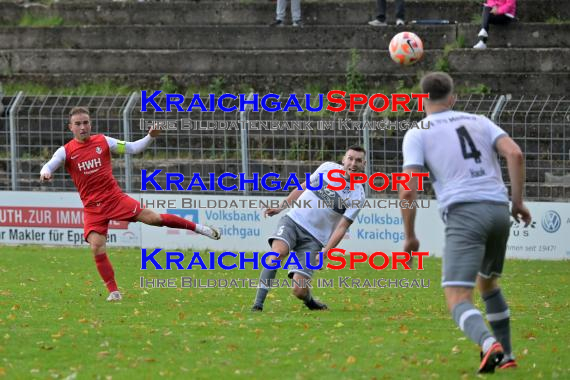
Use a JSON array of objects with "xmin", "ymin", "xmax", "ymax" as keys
[
  {"xmin": 0, "ymin": 1, "xmax": 567, "ymax": 25},
  {"xmin": 0, "ymin": 0, "xmax": 568, "ymax": 94}
]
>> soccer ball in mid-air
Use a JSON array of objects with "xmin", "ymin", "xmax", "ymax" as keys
[{"xmin": 389, "ymin": 32, "xmax": 424, "ymax": 66}]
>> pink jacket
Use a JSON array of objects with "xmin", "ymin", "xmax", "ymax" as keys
[{"xmin": 485, "ymin": 0, "xmax": 516, "ymax": 18}]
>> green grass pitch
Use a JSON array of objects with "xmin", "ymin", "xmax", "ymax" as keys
[{"xmin": 0, "ymin": 246, "xmax": 568, "ymax": 379}]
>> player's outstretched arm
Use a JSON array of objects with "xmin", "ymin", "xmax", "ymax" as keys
[
  {"xmin": 40, "ymin": 147, "xmax": 66, "ymax": 182},
  {"xmin": 496, "ymin": 135, "xmax": 532, "ymax": 226},
  {"xmin": 105, "ymin": 130, "xmax": 158, "ymax": 155},
  {"xmin": 263, "ymin": 181, "xmax": 307, "ymax": 217}
]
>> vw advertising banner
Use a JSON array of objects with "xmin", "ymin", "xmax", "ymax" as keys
[{"xmin": 2, "ymin": 192, "xmax": 566, "ymax": 260}]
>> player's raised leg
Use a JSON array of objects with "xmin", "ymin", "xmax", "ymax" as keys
[
  {"xmin": 87, "ymin": 231, "xmax": 122, "ymax": 302},
  {"xmin": 251, "ymin": 239, "xmax": 289, "ymax": 312},
  {"xmin": 134, "ymin": 209, "xmax": 221, "ymax": 240}
]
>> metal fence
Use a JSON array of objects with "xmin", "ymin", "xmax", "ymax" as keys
[{"xmin": 0, "ymin": 93, "xmax": 568, "ymax": 201}]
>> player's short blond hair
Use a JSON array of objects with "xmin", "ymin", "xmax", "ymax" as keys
[{"xmin": 69, "ymin": 106, "xmax": 90, "ymax": 122}]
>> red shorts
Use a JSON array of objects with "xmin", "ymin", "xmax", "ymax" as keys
[{"xmin": 83, "ymin": 194, "xmax": 143, "ymax": 241}]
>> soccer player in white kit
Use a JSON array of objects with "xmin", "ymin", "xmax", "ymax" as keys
[
  {"xmin": 252, "ymin": 146, "xmax": 366, "ymax": 311},
  {"xmin": 399, "ymin": 72, "xmax": 531, "ymax": 373}
]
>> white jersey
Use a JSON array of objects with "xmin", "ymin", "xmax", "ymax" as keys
[
  {"xmin": 287, "ymin": 162, "xmax": 366, "ymax": 245},
  {"xmin": 402, "ymin": 110, "xmax": 509, "ymax": 211}
]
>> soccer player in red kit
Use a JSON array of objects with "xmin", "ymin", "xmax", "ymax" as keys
[{"xmin": 40, "ymin": 107, "xmax": 221, "ymax": 301}]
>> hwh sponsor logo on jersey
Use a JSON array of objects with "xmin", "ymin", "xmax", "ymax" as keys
[{"xmin": 77, "ymin": 158, "xmax": 102, "ymax": 172}]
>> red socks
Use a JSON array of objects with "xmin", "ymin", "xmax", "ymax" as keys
[
  {"xmin": 94, "ymin": 253, "xmax": 118, "ymax": 292},
  {"xmin": 159, "ymin": 213, "xmax": 196, "ymax": 231}
]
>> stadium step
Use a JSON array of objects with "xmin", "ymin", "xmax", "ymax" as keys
[
  {"xmin": 459, "ymin": 24, "xmax": 570, "ymax": 49},
  {"xmin": 1, "ymin": 71, "xmax": 568, "ymax": 95},
  {"xmin": 0, "ymin": 24, "xmax": 567, "ymax": 50},
  {"xmin": 0, "ymin": 25, "xmax": 457, "ymax": 50},
  {"xmin": 1, "ymin": 48, "xmax": 568, "ymax": 74},
  {"xmin": 0, "ymin": 0, "xmax": 566, "ymax": 25},
  {"xmin": 0, "ymin": 0, "xmax": 567, "ymax": 97}
]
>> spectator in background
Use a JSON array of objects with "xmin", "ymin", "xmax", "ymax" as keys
[
  {"xmin": 270, "ymin": 0, "xmax": 303, "ymax": 27},
  {"xmin": 368, "ymin": 0, "xmax": 405, "ymax": 26},
  {"xmin": 474, "ymin": 0, "xmax": 516, "ymax": 49}
]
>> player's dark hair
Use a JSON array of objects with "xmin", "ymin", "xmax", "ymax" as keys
[
  {"xmin": 69, "ymin": 106, "xmax": 90, "ymax": 122},
  {"xmin": 346, "ymin": 145, "xmax": 366, "ymax": 154},
  {"xmin": 420, "ymin": 72, "xmax": 454, "ymax": 102}
]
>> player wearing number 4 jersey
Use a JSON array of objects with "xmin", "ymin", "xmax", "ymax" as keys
[
  {"xmin": 400, "ymin": 72, "xmax": 531, "ymax": 373},
  {"xmin": 40, "ymin": 107, "xmax": 221, "ymax": 302}
]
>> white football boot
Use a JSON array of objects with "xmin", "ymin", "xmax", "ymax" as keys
[
  {"xmin": 106, "ymin": 291, "xmax": 122, "ymax": 302},
  {"xmin": 195, "ymin": 225, "xmax": 221, "ymax": 240}
]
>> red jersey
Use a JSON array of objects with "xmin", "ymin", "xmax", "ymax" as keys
[{"xmin": 64, "ymin": 134, "xmax": 123, "ymax": 207}]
